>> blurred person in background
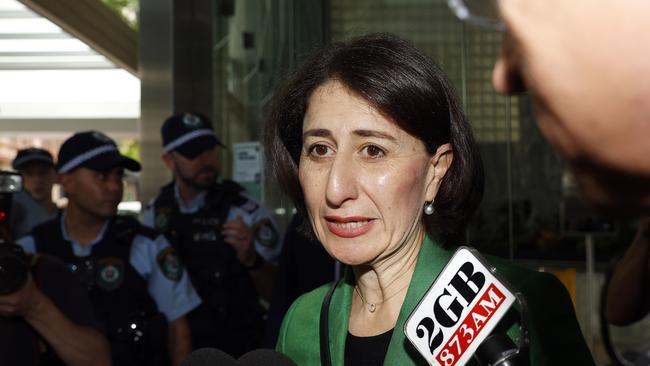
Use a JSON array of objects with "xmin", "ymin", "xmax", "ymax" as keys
[
  {"xmin": 11, "ymin": 148, "xmax": 59, "ymax": 238},
  {"xmin": 143, "ymin": 112, "xmax": 282, "ymax": 357},
  {"xmin": 262, "ymin": 213, "xmax": 339, "ymax": 347},
  {"xmin": 13, "ymin": 148, "xmax": 58, "ymax": 216},
  {"xmin": 17, "ymin": 131, "xmax": 201, "ymax": 366},
  {"xmin": 606, "ymin": 218, "xmax": 650, "ymax": 324}
]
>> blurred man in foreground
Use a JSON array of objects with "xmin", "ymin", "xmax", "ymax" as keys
[{"xmin": 490, "ymin": 0, "xmax": 650, "ymax": 216}]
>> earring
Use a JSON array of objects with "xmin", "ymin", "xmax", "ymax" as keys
[{"xmin": 424, "ymin": 201, "xmax": 434, "ymax": 215}]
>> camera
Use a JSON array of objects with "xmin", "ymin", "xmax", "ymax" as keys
[{"xmin": 0, "ymin": 171, "xmax": 28, "ymax": 295}]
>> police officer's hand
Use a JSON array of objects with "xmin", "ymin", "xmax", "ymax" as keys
[
  {"xmin": 222, "ymin": 215, "xmax": 257, "ymax": 267},
  {"xmin": 0, "ymin": 271, "xmax": 44, "ymax": 318}
]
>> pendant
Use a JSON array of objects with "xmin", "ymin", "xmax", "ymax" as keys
[{"xmin": 368, "ymin": 303, "xmax": 376, "ymax": 313}]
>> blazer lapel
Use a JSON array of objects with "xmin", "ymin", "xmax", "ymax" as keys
[
  {"xmin": 384, "ymin": 236, "xmax": 452, "ymax": 365},
  {"xmin": 328, "ymin": 273, "xmax": 354, "ymax": 366}
]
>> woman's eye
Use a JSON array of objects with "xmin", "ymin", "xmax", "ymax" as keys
[
  {"xmin": 362, "ymin": 145, "xmax": 386, "ymax": 159},
  {"xmin": 307, "ymin": 144, "xmax": 333, "ymax": 158}
]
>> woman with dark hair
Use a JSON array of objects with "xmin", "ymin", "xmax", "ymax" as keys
[{"xmin": 265, "ymin": 33, "xmax": 593, "ymax": 365}]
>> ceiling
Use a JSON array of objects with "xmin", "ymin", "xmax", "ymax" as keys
[{"xmin": 0, "ymin": 0, "xmax": 116, "ymax": 70}]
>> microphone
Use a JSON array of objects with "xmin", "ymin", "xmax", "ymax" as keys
[
  {"xmin": 181, "ymin": 348, "xmax": 297, "ymax": 366},
  {"xmin": 474, "ymin": 292, "xmax": 529, "ymax": 366},
  {"xmin": 475, "ymin": 334, "xmax": 526, "ymax": 366},
  {"xmin": 404, "ymin": 246, "xmax": 529, "ymax": 366},
  {"xmin": 180, "ymin": 348, "xmax": 237, "ymax": 366},
  {"xmin": 238, "ymin": 349, "xmax": 297, "ymax": 366}
]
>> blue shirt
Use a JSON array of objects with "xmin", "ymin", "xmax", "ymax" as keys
[
  {"xmin": 142, "ymin": 182, "xmax": 283, "ymax": 264},
  {"xmin": 17, "ymin": 213, "xmax": 202, "ymax": 322},
  {"xmin": 11, "ymin": 191, "xmax": 57, "ymax": 239}
]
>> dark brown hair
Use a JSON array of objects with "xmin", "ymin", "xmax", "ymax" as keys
[{"xmin": 264, "ymin": 33, "xmax": 483, "ymax": 247}]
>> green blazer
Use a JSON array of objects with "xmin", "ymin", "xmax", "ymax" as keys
[{"xmin": 276, "ymin": 236, "xmax": 595, "ymax": 365}]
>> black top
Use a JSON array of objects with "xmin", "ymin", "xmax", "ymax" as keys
[{"xmin": 344, "ymin": 328, "xmax": 394, "ymax": 366}]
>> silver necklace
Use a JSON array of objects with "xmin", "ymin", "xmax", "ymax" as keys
[{"xmin": 354, "ymin": 283, "xmax": 410, "ymax": 313}]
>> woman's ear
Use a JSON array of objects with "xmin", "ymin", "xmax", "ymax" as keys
[{"xmin": 425, "ymin": 143, "xmax": 453, "ymax": 202}]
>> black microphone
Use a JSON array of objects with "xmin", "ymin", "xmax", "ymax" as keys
[
  {"xmin": 180, "ymin": 348, "xmax": 237, "ymax": 366},
  {"xmin": 181, "ymin": 348, "xmax": 297, "ymax": 366},
  {"xmin": 238, "ymin": 349, "xmax": 297, "ymax": 366},
  {"xmin": 403, "ymin": 247, "xmax": 530, "ymax": 366},
  {"xmin": 474, "ymin": 291, "xmax": 530, "ymax": 366},
  {"xmin": 475, "ymin": 333, "xmax": 528, "ymax": 366}
]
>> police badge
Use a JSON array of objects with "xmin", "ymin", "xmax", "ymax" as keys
[
  {"xmin": 157, "ymin": 247, "xmax": 183, "ymax": 281},
  {"xmin": 253, "ymin": 219, "xmax": 278, "ymax": 247},
  {"xmin": 96, "ymin": 257, "xmax": 125, "ymax": 292},
  {"xmin": 154, "ymin": 207, "xmax": 173, "ymax": 231},
  {"xmin": 182, "ymin": 113, "xmax": 203, "ymax": 128}
]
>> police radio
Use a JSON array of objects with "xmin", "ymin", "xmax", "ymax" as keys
[
  {"xmin": 404, "ymin": 247, "xmax": 529, "ymax": 366},
  {"xmin": 0, "ymin": 171, "xmax": 29, "ymax": 294}
]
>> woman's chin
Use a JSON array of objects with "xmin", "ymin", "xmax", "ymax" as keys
[{"xmin": 327, "ymin": 245, "xmax": 377, "ymax": 266}]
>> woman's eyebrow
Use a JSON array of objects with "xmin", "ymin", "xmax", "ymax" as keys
[
  {"xmin": 302, "ymin": 128, "xmax": 331, "ymax": 139},
  {"xmin": 353, "ymin": 129, "xmax": 397, "ymax": 143},
  {"xmin": 302, "ymin": 128, "xmax": 397, "ymax": 143}
]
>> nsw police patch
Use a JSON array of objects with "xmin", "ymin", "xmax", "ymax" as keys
[
  {"xmin": 253, "ymin": 219, "xmax": 278, "ymax": 247},
  {"xmin": 157, "ymin": 247, "xmax": 183, "ymax": 281},
  {"xmin": 183, "ymin": 113, "xmax": 203, "ymax": 128},
  {"xmin": 95, "ymin": 258, "xmax": 125, "ymax": 292},
  {"xmin": 154, "ymin": 208, "xmax": 172, "ymax": 231},
  {"xmin": 241, "ymin": 200, "xmax": 259, "ymax": 214}
]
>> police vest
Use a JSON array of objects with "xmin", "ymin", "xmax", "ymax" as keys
[
  {"xmin": 31, "ymin": 215, "xmax": 168, "ymax": 366},
  {"xmin": 0, "ymin": 255, "xmax": 67, "ymax": 366},
  {"xmin": 152, "ymin": 181, "xmax": 264, "ymax": 355}
]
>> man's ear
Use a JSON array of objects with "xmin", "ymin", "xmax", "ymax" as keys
[
  {"xmin": 424, "ymin": 143, "xmax": 453, "ymax": 202},
  {"xmin": 161, "ymin": 153, "xmax": 175, "ymax": 170},
  {"xmin": 58, "ymin": 172, "xmax": 73, "ymax": 194}
]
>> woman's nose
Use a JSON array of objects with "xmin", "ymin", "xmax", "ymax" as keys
[{"xmin": 325, "ymin": 155, "xmax": 358, "ymax": 208}]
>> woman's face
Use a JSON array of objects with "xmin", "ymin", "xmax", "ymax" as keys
[{"xmin": 299, "ymin": 81, "xmax": 452, "ymax": 266}]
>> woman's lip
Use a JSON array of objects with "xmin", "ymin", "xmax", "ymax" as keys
[
  {"xmin": 324, "ymin": 215, "xmax": 372, "ymax": 223},
  {"xmin": 324, "ymin": 217, "xmax": 375, "ymax": 238}
]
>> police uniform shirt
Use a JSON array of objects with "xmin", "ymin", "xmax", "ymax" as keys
[
  {"xmin": 142, "ymin": 182, "xmax": 282, "ymax": 264},
  {"xmin": 16, "ymin": 214, "xmax": 202, "ymax": 322},
  {"xmin": 11, "ymin": 191, "xmax": 57, "ymax": 239}
]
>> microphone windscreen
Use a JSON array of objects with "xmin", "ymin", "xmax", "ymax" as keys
[
  {"xmin": 238, "ymin": 349, "xmax": 297, "ymax": 366},
  {"xmin": 181, "ymin": 348, "xmax": 237, "ymax": 366}
]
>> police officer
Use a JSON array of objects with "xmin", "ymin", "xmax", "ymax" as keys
[
  {"xmin": 12, "ymin": 148, "xmax": 58, "ymax": 215},
  {"xmin": 17, "ymin": 131, "xmax": 202, "ymax": 366},
  {"xmin": 11, "ymin": 148, "xmax": 59, "ymax": 238},
  {"xmin": 143, "ymin": 112, "xmax": 281, "ymax": 357}
]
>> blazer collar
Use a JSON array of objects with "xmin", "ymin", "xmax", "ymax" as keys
[{"xmin": 327, "ymin": 235, "xmax": 452, "ymax": 365}]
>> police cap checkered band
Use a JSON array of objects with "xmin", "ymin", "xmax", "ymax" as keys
[
  {"xmin": 161, "ymin": 112, "xmax": 225, "ymax": 159},
  {"xmin": 56, "ymin": 131, "xmax": 141, "ymax": 173},
  {"xmin": 12, "ymin": 148, "xmax": 54, "ymax": 170}
]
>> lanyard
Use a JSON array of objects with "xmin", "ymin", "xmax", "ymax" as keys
[{"xmin": 319, "ymin": 279, "xmax": 342, "ymax": 366}]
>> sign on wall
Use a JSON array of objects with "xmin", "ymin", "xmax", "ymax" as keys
[{"xmin": 232, "ymin": 141, "xmax": 264, "ymax": 202}]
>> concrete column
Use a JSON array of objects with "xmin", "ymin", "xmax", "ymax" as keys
[
  {"xmin": 138, "ymin": 0, "xmax": 214, "ymax": 205},
  {"xmin": 139, "ymin": 0, "xmax": 173, "ymax": 205}
]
